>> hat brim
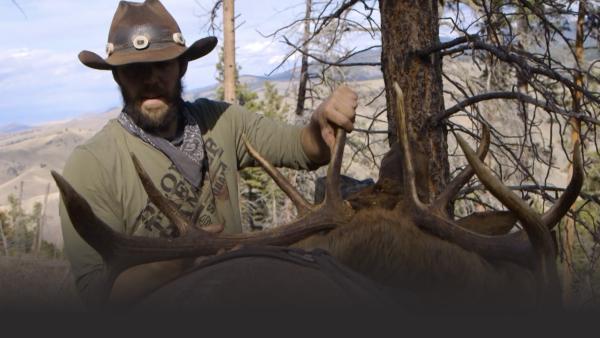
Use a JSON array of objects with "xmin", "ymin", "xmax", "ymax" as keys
[{"xmin": 79, "ymin": 36, "xmax": 218, "ymax": 70}]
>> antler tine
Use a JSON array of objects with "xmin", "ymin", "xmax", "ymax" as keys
[
  {"xmin": 242, "ymin": 134, "xmax": 314, "ymax": 216},
  {"xmin": 393, "ymin": 82, "xmax": 425, "ymax": 210},
  {"xmin": 455, "ymin": 135, "xmax": 554, "ymax": 254},
  {"xmin": 541, "ymin": 140, "xmax": 584, "ymax": 229},
  {"xmin": 456, "ymin": 134, "xmax": 559, "ymax": 303},
  {"xmin": 433, "ymin": 124, "xmax": 491, "ymax": 211},
  {"xmin": 131, "ymin": 153, "xmax": 197, "ymax": 237},
  {"xmin": 52, "ymin": 170, "xmax": 338, "ymax": 270},
  {"xmin": 52, "ymin": 170, "xmax": 126, "ymax": 265},
  {"xmin": 325, "ymin": 128, "xmax": 347, "ymax": 206}
]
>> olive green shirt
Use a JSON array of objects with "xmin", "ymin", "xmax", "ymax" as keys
[{"xmin": 59, "ymin": 98, "xmax": 315, "ymax": 306}]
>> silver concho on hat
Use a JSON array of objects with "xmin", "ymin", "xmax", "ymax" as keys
[
  {"xmin": 133, "ymin": 35, "xmax": 150, "ymax": 50},
  {"xmin": 173, "ymin": 32, "xmax": 186, "ymax": 46},
  {"xmin": 106, "ymin": 43, "xmax": 115, "ymax": 56}
]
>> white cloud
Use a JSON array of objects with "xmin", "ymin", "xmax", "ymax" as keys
[
  {"xmin": 0, "ymin": 0, "xmax": 310, "ymax": 125},
  {"xmin": 243, "ymin": 40, "xmax": 272, "ymax": 53},
  {"xmin": 0, "ymin": 47, "xmax": 119, "ymax": 124},
  {"xmin": 268, "ymin": 54, "xmax": 286, "ymax": 65},
  {"xmin": 0, "ymin": 48, "xmax": 77, "ymax": 88}
]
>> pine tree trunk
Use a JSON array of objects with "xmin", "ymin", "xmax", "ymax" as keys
[
  {"xmin": 379, "ymin": 0, "xmax": 448, "ymax": 201},
  {"xmin": 295, "ymin": 0, "xmax": 312, "ymax": 116},
  {"xmin": 223, "ymin": 0, "xmax": 236, "ymax": 104}
]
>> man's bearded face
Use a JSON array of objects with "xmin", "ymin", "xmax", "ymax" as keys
[{"xmin": 114, "ymin": 59, "xmax": 184, "ymax": 133}]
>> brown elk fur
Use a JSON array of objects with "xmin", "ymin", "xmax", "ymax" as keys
[{"xmin": 294, "ymin": 174, "xmax": 537, "ymax": 310}]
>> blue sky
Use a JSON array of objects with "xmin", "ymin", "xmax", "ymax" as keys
[
  {"xmin": 0, "ymin": 1, "xmax": 475, "ymax": 127},
  {"xmin": 0, "ymin": 0, "xmax": 351, "ymax": 126}
]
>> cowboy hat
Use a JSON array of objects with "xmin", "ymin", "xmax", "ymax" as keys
[{"xmin": 79, "ymin": 0, "xmax": 217, "ymax": 70}]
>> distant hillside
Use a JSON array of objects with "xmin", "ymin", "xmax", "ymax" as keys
[
  {"xmin": 0, "ymin": 123, "xmax": 32, "ymax": 135},
  {"xmin": 267, "ymin": 47, "xmax": 382, "ymax": 82},
  {"xmin": 185, "ymin": 47, "xmax": 383, "ymax": 101},
  {"xmin": 0, "ymin": 108, "xmax": 120, "ymax": 246}
]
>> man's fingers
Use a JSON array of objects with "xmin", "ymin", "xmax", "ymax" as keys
[
  {"xmin": 201, "ymin": 223, "xmax": 225, "ymax": 234},
  {"xmin": 321, "ymin": 125, "xmax": 335, "ymax": 148},
  {"xmin": 231, "ymin": 244, "xmax": 245, "ymax": 251},
  {"xmin": 314, "ymin": 86, "xmax": 358, "ymax": 147},
  {"xmin": 328, "ymin": 108, "xmax": 354, "ymax": 133},
  {"xmin": 334, "ymin": 100, "xmax": 356, "ymax": 120},
  {"xmin": 336, "ymin": 86, "xmax": 358, "ymax": 107},
  {"xmin": 337, "ymin": 85, "xmax": 358, "ymax": 100}
]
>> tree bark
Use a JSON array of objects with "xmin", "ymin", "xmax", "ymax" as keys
[
  {"xmin": 295, "ymin": 0, "xmax": 312, "ymax": 116},
  {"xmin": 562, "ymin": 0, "xmax": 587, "ymax": 307},
  {"xmin": 223, "ymin": 0, "xmax": 236, "ymax": 104},
  {"xmin": 379, "ymin": 0, "xmax": 448, "ymax": 201}
]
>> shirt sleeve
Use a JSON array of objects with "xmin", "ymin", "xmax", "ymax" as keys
[
  {"xmin": 59, "ymin": 146, "xmax": 123, "ymax": 307},
  {"xmin": 224, "ymin": 103, "xmax": 318, "ymax": 171}
]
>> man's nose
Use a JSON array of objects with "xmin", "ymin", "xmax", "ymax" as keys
[{"xmin": 141, "ymin": 65, "xmax": 159, "ymax": 84}]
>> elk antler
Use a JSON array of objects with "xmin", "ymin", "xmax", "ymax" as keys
[
  {"xmin": 393, "ymin": 81, "xmax": 583, "ymax": 304},
  {"xmin": 456, "ymin": 135, "xmax": 583, "ymax": 304},
  {"xmin": 52, "ymin": 128, "xmax": 353, "ymax": 286},
  {"xmin": 130, "ymin": 153, "xmax": 224, "ymax": 236},
  {"xmin": 242, "ymin": 134, "xmax": 314, "ymax": 216},
  {"xmin": 433, "ymin": 125, "xmax": 490, "ymax": 214},
  {"xmin": 242, "ymin": 129, "xmax": 352, "ymax": 218}
]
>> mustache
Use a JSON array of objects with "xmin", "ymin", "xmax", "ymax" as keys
[
  {"xmin": 119, "ymin": 80, "xmax": 184, "ymax": 107},
  {"xmin": 138, "ymin": 88, "xmax": 169, "ymax": 100}
]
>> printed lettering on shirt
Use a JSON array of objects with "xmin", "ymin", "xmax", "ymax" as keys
[
  {"xmin": 134, "ymin": 163, "xmax": 216, "ymax": 238},
  {"xmin": 204, "ymin": 137, "xmax": 229, "ymax": 201}
]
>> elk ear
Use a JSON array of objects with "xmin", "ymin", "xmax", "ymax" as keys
[{"xmin": 456, "ymin": 210, "xmax": 517, "ymax": 236}]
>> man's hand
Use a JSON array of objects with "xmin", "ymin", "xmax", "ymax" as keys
[
  {"xmin": 109, "ymin": 222, "xmax": 224, "ymax": 306},
  {"xmin": 302, "ymin": 86, "xmax": 358, "ymax": 165},
  {"xmin": 312, "ymin": 86, "xmax": 358, "ymax": 148}
]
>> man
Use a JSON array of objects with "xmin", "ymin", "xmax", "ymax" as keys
[{"xmin": 60, "ymin": 0, "xmax": 357, "ymax": 307}]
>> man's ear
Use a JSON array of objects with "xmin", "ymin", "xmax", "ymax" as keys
[{"xmin": 179, "ymin": 60, "xmax": 188, "ymax": 78}]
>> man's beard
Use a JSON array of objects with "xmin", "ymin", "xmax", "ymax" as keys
[{"xmin": 120, "ymin": 80, "xmax": 184, "ymax": 134}]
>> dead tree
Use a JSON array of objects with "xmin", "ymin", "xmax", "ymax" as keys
[
  {"xmin": 295, "ymin": 0, "xmax": 313, "ymax": 117},
  {"xmin": 223, "ymin": 0, "xmax": 236, "ymax": 104}
]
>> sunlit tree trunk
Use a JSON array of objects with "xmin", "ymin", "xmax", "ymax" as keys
[
  {"xmin": 562, "ymin": 0, "xmax": 587, "ymax": 307},
  {"xmin": 223, "ymin": 0, "xmax": 236, "ymax": 104},
  {"xmin": 295, "ymin": 0, "xmax": 312, "ymax": 116}
]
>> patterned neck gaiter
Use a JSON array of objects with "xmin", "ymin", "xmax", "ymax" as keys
[{"xmin": 117, "ymin": 104, "xmax": 206, "ymax": 188}]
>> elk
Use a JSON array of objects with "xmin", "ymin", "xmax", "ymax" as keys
[{"xmin": 52, "ymin": 83, "xmax": 583, "ymax": 311}]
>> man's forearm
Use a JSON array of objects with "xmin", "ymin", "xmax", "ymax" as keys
[
  {"xmin": 109, "ymin": 258, "xmax": 192, "ymax": 306},
  {"xmin": 301, "ymin": 120, "xmax": 331, "ymax": 166}
]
